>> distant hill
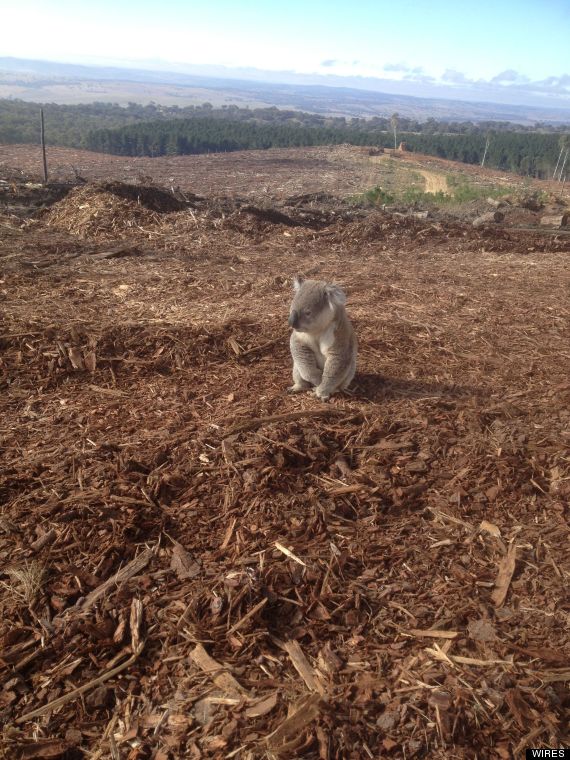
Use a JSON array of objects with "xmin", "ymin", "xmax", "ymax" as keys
[{"xmin": 2, "ymin": 57, "xmax": 570, "ymax": 125}]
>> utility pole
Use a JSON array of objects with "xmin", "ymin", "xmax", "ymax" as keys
[
  {"xmin": 557, "ymin": 149, "xmax": 568, "ymax": 182},
  {"xmin": 553, "ymin": 145, "xmax": 564, "ymax": 179},
  {"xmin": 390, "ymin": 113, "xmax": 399, "ymax": 151},
  {"xmin": 40, "ymin": 108, "xmax": 48, "ymax": 183},
  {"xmin": 481, "ymin": 135, "xmax": 490, "ymax": 168}
]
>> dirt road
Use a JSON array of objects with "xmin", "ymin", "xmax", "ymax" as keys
[{"xmin": 418, "ymin": 168, "xmax": 449, "ymax": 194}]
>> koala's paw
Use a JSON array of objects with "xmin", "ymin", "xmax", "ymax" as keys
[
  {"xmin": 288, "ymin": 384, "xmax": 307, "ymax": 394},
  {"xmin": 314, "ymin": 386, "xmax": 331, "ymax": 401}
]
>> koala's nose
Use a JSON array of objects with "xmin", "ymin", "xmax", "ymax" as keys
[{"xmin": 288, "ymin": 310, "xmax": 299, "ymax": 328}]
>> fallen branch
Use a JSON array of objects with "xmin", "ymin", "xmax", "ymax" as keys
[
  {"xmin": 227, "ymin": 598, "xmax": 268, "ymax": 635},
  {"xmin": 17, "ymin": 600, "xmax": 144, "ymax": 724},
  {"xmin": 427, "ymin": 644, "xmax": 513, "ymax": 668},
  {"xmin": 72, "ymin": 547, "xmax": 155, "ymax": 614},
  {"xmin": 239, "ymin": 335, "xmax": 286, "ymax": 357}
]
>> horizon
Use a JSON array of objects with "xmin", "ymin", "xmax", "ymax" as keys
[
  {"xmin": 2, "ymin": 0, "xmax": 570, "ymax": 112},
  {"xmin": 3, "ymin": 55, "xmax": 570, "ymax": 121}
]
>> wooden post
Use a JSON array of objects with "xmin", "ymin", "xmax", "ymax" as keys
[
  {"xmin": 558, "ymin": 149, "xmax": 568, "ymax": 182},
  {"xmin": 553, "ymin": 145, "xmax": 564, "ymax": 179},
  {"xmin": 40, "ymin": 108, "xmax": 48, "ymax": 183},
  {"xmin": 481, "ymin": 136, "xmax": 490, "ymax": 168},
  {"xmin": 390, "ymin": 113, "xmax": 398, "ymax": 152}
]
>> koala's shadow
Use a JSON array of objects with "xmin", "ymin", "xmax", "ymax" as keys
[{"xmin": 351, "ymin": 372, "xmax": 485, "ymax": 404}]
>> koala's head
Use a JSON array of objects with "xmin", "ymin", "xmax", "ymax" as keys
[{"xmin": 288, "ymin": 276, "xmax": 347, "ymax": 334}]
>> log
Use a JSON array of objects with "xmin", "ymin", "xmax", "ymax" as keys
[
  {"xmin": 540, "ymin": 214, "xmax": 568, "ymax": 229},
  {"xmin": 472, "ymin": 211, "xmax": 504, "ymax": 227}
]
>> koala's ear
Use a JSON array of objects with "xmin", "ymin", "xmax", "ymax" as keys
[
  {"xmin": 325, "ymin": 283, "xmax": 346, "ymax": 308},
  {"xmin": 293, "ymin": 275, "xmax": 304, "ymax": 292}
]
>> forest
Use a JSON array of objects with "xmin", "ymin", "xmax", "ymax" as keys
[
  {"xmin": 85, "ymin": 118, "xmax": 568, "ymax": 178},
  {"xmin": 1, "ymin": 98, "xmax": 568, "ymax": 178}
]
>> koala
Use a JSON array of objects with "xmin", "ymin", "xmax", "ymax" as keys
[{"xmin": 288, "ymin": 276, "xmax": 357, "ymax": 400}]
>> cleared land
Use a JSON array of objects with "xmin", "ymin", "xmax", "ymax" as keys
[
  {"xmin": 0, "ymin": 146, "xmax": 569, "ymax": 759},
  {"xmin": 2, "ymin": 143, "xmax": 568, "ymax": 201}
]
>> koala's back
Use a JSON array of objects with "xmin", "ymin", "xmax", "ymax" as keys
[
  {"xmin": 329, "ymin": 309, "xmax": 356, "ymax": 361},
  {"xmin": 333, "ymin": 309, "xmax": 358, "ymax": 370}
]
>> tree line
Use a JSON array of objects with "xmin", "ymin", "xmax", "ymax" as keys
[
  {"xmin": 0, "ymin": 98, "xmax": 568, "ymax": 178},
  {"xmin": 85, "ymin": 118, "xmax": 567, "ymax": 178}
]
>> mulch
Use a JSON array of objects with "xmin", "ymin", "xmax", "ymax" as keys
[{"xmin": 0, "ymin": 176, "xmax": 569, "ymax": 759}]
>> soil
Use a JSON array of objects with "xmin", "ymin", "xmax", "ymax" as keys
[
  {"xmin": 417, "ymin": 170, "xmax": 449, "ymax": 195},
  {"xmin": 0, "ymin": 146, "xmax": 569, "ymax": 759},
  {"xmin": 2, "ymin": 143, "xmax": 568, "ymax": 205}
]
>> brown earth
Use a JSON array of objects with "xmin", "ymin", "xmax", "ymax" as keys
[
  {"xmin": 2, "ymin": 143, "xmax": 569, "ymax": 204},
  {"xmin": 0, "ymin": 151, "xmax": 569, "ymax": 759},
  {"xmin": 417, "ymin": 170, "xmax": 450, "ymax": 195}
]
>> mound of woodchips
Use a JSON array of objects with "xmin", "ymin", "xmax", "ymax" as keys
[{"xmin": 42, "ymin": 185, "xmax": 173, "ymax": 240}]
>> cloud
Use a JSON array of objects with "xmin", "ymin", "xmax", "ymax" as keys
[
  {"xmin": 534, "ymin": 74, "xmax": 570, "ymax": 91},
  {"xmin": 404, "ymin": 72, "xmax": 436, "ymax": 84},
  {"xmin": 442, "ymin": 68, "xmax": 469, "ymax": 84},
  {"xmin": 382, "ymin": 63, "xmax": 570, "ymax": 103},
  {"xmin": 317, "ymin": 65, "xmax": 570, "ymax": 107},
  {"xmin": 491, "ymin": 69, "xmax": 530, "ymax": 84},
  {"xmin": 486, "ymin": 71, "xmax": 570, "ymax": 97},
  {"xmin": 384, "ymin": 63, "xmax": 430, "ymax": 81},
  {"xmin": 320, "ymin": 59, "xmax": 363, "ymax": 70},
  {"xmin": 383, "ymin": 62, "xmax": 411, "ymax": 72}
]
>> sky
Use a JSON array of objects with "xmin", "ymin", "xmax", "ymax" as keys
[{"xmin": 2, "ymin": 0, "xmax": 570, "ymax": 107}]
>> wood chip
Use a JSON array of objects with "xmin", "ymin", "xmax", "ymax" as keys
[
  {"xmin": 170, "ymin": 541, "xmax": 201, "ymax": 579},
  {"xmin": 491, "ymin": 542, "xmax": 517, "ymax": 607},
  {"xmin": 190, "ymin": 643, "xmax": 248, "ymax": 698},
  {"xmin": 480, "ymin": 520, "xmax": 502, "ymax": 538},
  {"xmin": 266, "ymin": 693, "xmax": 324, "ymax": 750},
  {"xmin": 408, "ymin": 629, "xmax": 459, "ymax": 639},
  {"xmin": 245, "ymin": 692, "xmax": 279, "ymax": 718},
  {"xmin": 283, "ymin": 639, "xmax": 326, "ymax": 695},
  {"xmin": 19, "ymin": 740, "xmax": 70, "ymax": 759},
  {"xmin": 274, "ymin": 541, "xmax": 307, "ymax": 567}
]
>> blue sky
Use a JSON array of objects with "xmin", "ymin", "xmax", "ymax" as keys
[{"xmin": 2, "ymin": 0, "xmax": 570, "ymax": 105}]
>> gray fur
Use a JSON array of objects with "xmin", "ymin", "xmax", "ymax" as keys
[{"xmin": 288, "ymin": 277, "xmax": 357, "ymax": 400}]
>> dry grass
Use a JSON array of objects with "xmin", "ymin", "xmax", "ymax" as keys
[{"xmin": 1, "ymin": 560, "xmax": 46, "ymax": 606}]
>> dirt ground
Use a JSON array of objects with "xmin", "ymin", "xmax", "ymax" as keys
[
  {"xmin": 2, "ymin": 143, "xmax": 569, "ymax": 204},
  {"xmin": 416, "ymin": 170, "xmax": 449, "ymax": 196},
  {"xmin": 0, "ymin": 148, "xmax": 569, "ymax": 759}
]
